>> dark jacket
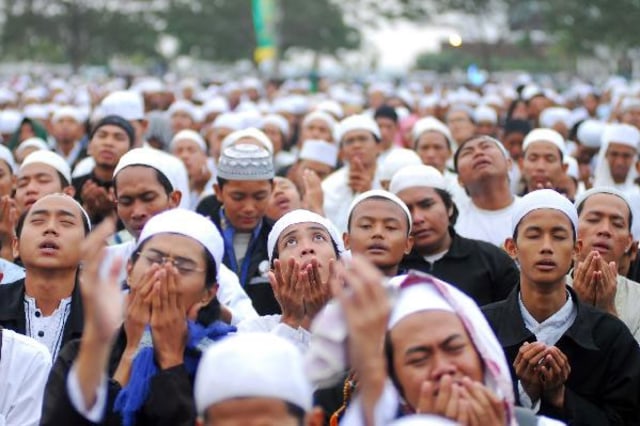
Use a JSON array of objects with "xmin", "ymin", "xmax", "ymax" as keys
[
  {"xmin": 196, "ymin": 195, "xmax": 279, "ymax": 315},
  {"xmin": 0, "ymin": 278, "xmax": 84, "ymax": 348},
  {"xmin": 482, "ymin": 286, "xmax": 640, "ymax": 425},
  {"xmin": 400, "ymin": 229, "xmax": 518, "ymax": 306}
]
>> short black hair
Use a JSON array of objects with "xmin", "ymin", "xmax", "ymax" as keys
[
  {"xmin": 113, "ymin": 165, "xmax": 173, "ymax": 197},
  {"xmin": 434, "ymin": 188, "xmax": 459, "ymax": 226},
  {"xmin": 374, "ymin": 105, "xmax": 398, "ymax": 123},
  {"xmin": 16, "ymin": 203, "xmax": 91, "ymax": 237},
  {"xmin": 576, "ymin": 194, "xmax": 633, "ymax": 232}
]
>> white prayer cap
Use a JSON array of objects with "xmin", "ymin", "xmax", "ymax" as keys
[
  {"xmin": 521, "ymin": 84, "xmax": 544, "ymax": 102},
  {"xmin": 539, "ymin": 107, "xmax": 571, "ymax": 128},
  {"xmin": 418, "ymin": 95, "xmax": 438, "ymax": 110},
  {"xmin": 390, "ymin": 164, "xmax": 447, "ymax": 195},
  {"xmin": 136, "ymin": 208, "xmax": 223, "ymax": 280},
  {"xmin": 134, "ymin": 77, "xmax": 165, "ymax": 94},
  {"xmin": 482, "ymin": 93, "xmax": 503, "ymax": 108},
  {"xmin": 195, "ymin": 333, "xmax": 313, "ymax": 414},
  {"xmin": 335, "ymin": 114, "xmax": 381, "ymax": 144},
  {"xmin": 602, "ymin": 123, "xmax": 640, "ymax": 151},
  {"xmin": 211, "ymin": 112, "xmax": 244, "ymax": 130},
  {"xmin": 564, "ymin": 156, "xmax": 579, "ymax": 181},
  {"xmin": 220, "ymin": 128, "xmax": 274, "ymax": 154},
  {"xmin": 170, "ymin": 129, "xmax": 207, "ymax": 152},
  {"xmin": 23, "ymin": 104, "xmax": 49, "ymax": 121},
  {"xmin": 474, "ymin": 105, "xmax": 498, "ymax": 124},
  {"xmin": 412, "ymin": 117, "xmax": 453, "ymax": 147},
  {"xmin": 389, "ymin": 277, "xmax": 455, "ymax": 329},
  {"xmin": 511, "ymin": 189, "xmax": 578, "ymax": 235},
  {"xmin": 201, "ymin": 97, "xmax": 230, "ymax": 117},
  {"xmin": 242, "ymin": 76, "xmax": 263, "ymax": 91},
  {"xmin": 217, "ymin": 144, "xmax": 274, "ymax": 181},
  {"xmin": 522, "ymin": 128, "xmax": 566, "ymax": 155},
  {"xmin": 379, "ymin": 148, "xmax": 422, "ymax": 183},
  {"xmin": 16, "ymin": 137, "xmax": 49, "ymax": 157},
  {"xmin": 100, "ymin": 90, "xmax": 144, "ymax": 121},
  {"xmin": 21, "ymin": 150, "xmax": 71, "ymax": 184},
  {"xmin": 347, "ymin": 189, "xmax": 412, "ymax": 233},
  {"xmin": 574, "ymin": 187, "xmax": 632, "ymax": 225},
  {"xmin": 389, "ymin": 415, "xmax": 457, "ymax": 426},
  {"xmin": 0, "ymin": 87, "xmax": 17, "ymax": 105},
  {"xmin": 0, "ymin": 109, "xmax": 23, "ymax": 134},
  {"xmin": 113, "ymin": 148, "xmax": 175, "ymax": 190},
  {"xmin": 222, "ymin": 81, "xmax": 241, "ymax": 95},
  {"xmin": 267, "ymin": 209, "xmax": 344, "ymax": 262},
  {"xmin": 0, "ymin": 145, "xmax": 16, "ymax": 173},
  {"xmin": 260, "ymin": 114, "xmax": 290, "ymax": 137},
  {"xmin": 299, "ymin": 140, "xmax": 339, "ymax": 168},
  {"xmin": 314, "ymin": 99, "xmax": 344, "ymax": 119},
  {"xmin": 302, "ymin": 110, "xmax": 337, "ymax": 133},
  {"xmin": 368, "ymin": 81, "xmax": 393, "ymax": 96},
  {"xmin": 577, "ymin": 119, "xmax": 605, "ymax": 148},
  {"xmin": 446, "ymin": 103, "xmax": 475, "ymax": 121},
  {"xmin": 621, "ymin": 97, "xmax": 640, "ymax": 113},
  {"xmin": 51, "ymin": 106, "xmax": 83, "ymax": 124},
  {"xmin": 167, "ymin": 100, "xmax": 198, "ymax": 121}
]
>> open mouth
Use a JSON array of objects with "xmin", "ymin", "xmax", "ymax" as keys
[
  {"xmin": 535, "ymin": 259, "xmax": 556, "ymax": 271},
  {"xmin": 39, "ymin": 240, "xmax": 60, "ymax": 254}
]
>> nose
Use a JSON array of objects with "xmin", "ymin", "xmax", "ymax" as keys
[
  {"xmin": 43, "ymin": 217, "xmax": 60, "ymax": 235},
  {"xmin": 540, "ymin": 233, "xmax": 554, "ymax": 254},
  {"xmin": 428, "ymin": 352, "xmax": 457, "ymax": 382},
  {"xmin": 596, "ymin": 220, "xmax": 613, "ymax": 237},
  {"xmin": 130, "ymin": 199, "xmax": 149, "ymax": 221}
]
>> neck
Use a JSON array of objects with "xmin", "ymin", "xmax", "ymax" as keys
[
  {"xmin": 469, "ymin": 177, "xmax": 513, "ymax": 210},
  {"xmin": 378, "ymin": 263, "xmax": 400, "ymax": 277},
  {"xmin": 519, "ymin": 276, "xmax": 568, "ymax": 323},
  {"xmin": 24, "ymin": 268, "xmax": 77, "ymax": 316},
  {"xmin": 417, "ymin": 231, "xmax": 452, "ymax": 256},
  {"xmin": 93, "ymin": 164, "xmax": 115, "ymax": 182},
  {"xmin": 58, "ymin": 139, "xmax": 76, "ymax": 156}
]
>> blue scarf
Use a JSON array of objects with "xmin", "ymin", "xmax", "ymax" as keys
[{"xmin": 114, "ymin": 320, "xmax": 236, "ymax": 426}]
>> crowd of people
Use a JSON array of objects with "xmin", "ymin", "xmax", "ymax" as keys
[{"xmin": 0, "ymin": 72, "xmax": 638, "ymax": 425}]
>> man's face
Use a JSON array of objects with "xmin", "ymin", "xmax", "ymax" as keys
[
  {"xmin": 341, "ymin": 130, "xmax": 379, "ymax": 168},
  {"xmin": 15, "ymin": 163, "xmax": 66, "ymax": 213},
  {"xmin": 276, "ymin": 222, "xmax": 336, "ymax": 283},
  {"xmin": 475, "ymin": 121, "xmax": 496, "ymax": 137},
  {"xmin": 391, "ymin": 310, "xmax": 484, "ymax": 411},
  {"xmin": 171, "ymin": 111, "xmax": 195, "ymax": 134},
  {"xmin": 16, "ymin": 194, "xmax": 86, "ymax": 270},
  {"xmin": 262, "ymin": 124, "xmax": 284, "ymax": 153},
  {"xmin": 203, "ymin": 398, "xmax": 301, "ymax": 426},
  {"xmin": 446, "ymin": 111, "xmax": 475, "ymax": 143},
  {"xmin": 90, "ymin": 124, "xmax": 131, "ymax": 169},
  {"xmin": 293, "ymin": 159, "xmax": 333, "ymax": 190},
  {"xmin": 502, "ymin": 132, "xmax": 525, "ymax": 161},
  {"xmin": 456, "ymin": 138, "xmax": 510, "ymax": 188},
  {"xmin": 345, "ymin": 198, "xmax": 412, "ymax": 272},
  {"xmin": 375, "ymin": 117, "xmax": 397, "ymax": 149},
  {"xmin": 507, "ymin": 209, "xmax": 577, "ymax": 286},
  {"xmin": 215, "ymin": 180, "xmax": 272, "ymax": 232},
  {"xmin": 605, "ymin": 142, "xmax": 637, "ymax": 184},
  {"xmin": 528, "ymin": 96, "xmax": 550, "ymax": 120},
  {"xmin": 577, "ymin": 193, "xmax": 633, "ymax": 265},
  {"xmin": 622, "ymin": 109, "xmax": 640, "ymax": 130},
  {"xmin": 300, "ymin": 119, "xmax": 333, "ymax": 143},
  {"xmin": 52, "ymin": 116, "xmax": 83, "ymax": 144},
  {"xmin": 415, "ymin": 131, "xmax": 451, "ymax": 173},
  {"xmin": 207, "ymin": 127, "xmax": 234, "ymax": 160},
  {"xmin": 397, "ymin": 186, "xmax": 451, "ymax": 254},
  {"xmin": 115, "ymin": 166, "xmax": 177, "ymax": 239},
  {"xmin": 172, "ymin": 140, "xmax": 208, "ymax": 180},
  {"xmin": 266, "ymin": 177, "xmax": 302, "ymax": 222},
  {"xmin": 521, "ymin": 141, "xmax": 565, "ymax": 190}
]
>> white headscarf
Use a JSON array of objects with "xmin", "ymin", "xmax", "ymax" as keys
[{"xmin": 593, "ymin": 123, "xmax": 640, "ymax": 194}]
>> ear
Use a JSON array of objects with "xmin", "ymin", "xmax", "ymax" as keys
[
  {"xmin": 168, "ymin": 190, "xmax": 181, "ymax": 208},
  {"xmin": 342, "ymin": 232, "xmax": 350, "ymax": 250},
  {"xmin": 213, "ymin": 184, "xmax": 223, "ymax": 203},
  {"xmin": 11, "ymin": 234, "xmax": 19, "ymax": 260},
  {"xmin": 624, "ymin": 235, "xmax": 634, "ymax": 255},
  {"xmin": 562, "ymin": 161, "xmax": 569, "ymax": 173},
  {"xmin": 305, "ymin": 407, "xmax": 325, "ymax": 426},
  {"xmin": 573, "ymin": 238, "xmax": 583, "ymax": 261},
  {"xmin": 404, "ymin": 234, "xmax": 414, "ymax": 255},
  {"xmin": 504, "ymin": 237, "xmax": 518, "ymax": 260},
  {"xmin": 63, "ymin": 185, "xmax": 76, "ymax": 198},
  {"xmin": 629, "ymin": 240, "xmax": 638, "ymax": 261}
]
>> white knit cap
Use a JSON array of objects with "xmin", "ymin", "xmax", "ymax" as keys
[
  {"xmin": 51, "ymin": 106, "xmax": 83, "ymax": 124},
  {"xmin": 601, "ymin": 123, "xmax": 640, "ymax": 151},
  {"xmin": 522, "ymin": 128, "xmax": 566, "ymax": 155},
  {"xmin": 347, "ymin": 189, "xmax": 412, "ymax": 233},
  {"xmin": 335, "ymin": 114, "xmax": 381, "ymax": 143},
  {"xmin": 170, "ymin": 129, "xmax": 207, "ymax": 152},
  {"xmin": 379, "ymin": 148, "xmax": 422, "ymax": 182},
  {"xmin": 168, "ymin": 100, "xmax": 198, "ymax": 122},
  {"xmin": 195, "ymin": 333, "xmax": 313, "ymax": 414},
  {"xmin": 23, "ymin": 104, "xmax": 49, "ymax": 121},
  {"xmin": 539, "ymin": 107, "xmax": 571, "ymax": 129},
  {"xmin": 267, "ymin": 209, "xmax": 344, "ymax": 262},
  {"xmin": 0, "ymin": 144, "xmax": 16, "ymax": 173},
  {"xmin": 390, "ymin": 164, "xmax": 447, "ymax": 194},
  {"xmin": 211, "ymin": 112, "xmax": 244, "ymax": 130},
  {"xmin": 412, "ymin": 117, "xmax": 453, "ymax": 147},
  {"xmin": 474, "ymin": 105, "xmax": 498, "ymax": 124},
  {"xmin": 101, "ymin": 91, "xmax": 145, "ymax": 121},
  {"xmin": 302, "ymin": 110, "xmax": 337, "ymax": 133},
  {"xmin": 577, "ymin": 119, "xmax": 606, "ymax": 148},
  {"xmin": 299, "ymin": 140, "xmax": 339, "ymax": 168},
  {"xmin": 136, "ymin": 208, "xmax": 223, "ymax": 279},
  {"xmin": 202, "ymin": 97, "xmax": 230, "ymax": 116},
  {"xmin": 216, "ymin": 144, "xmax": 274, "ymax": 181},
  {"xmin": 21, "ymin": 150, "xmax": 71, "ymax": 184},
  {"xmin": 0, "ymin": 109, "xmax": 23, "ymax": 134},
  {"xmin": 511, "ymin": 189, "xmax": 578, "ymax": 235},
  {"xmin": 314, "ymin": 100, "xmax": 344, "ymax": 119},
  {"xmin": 15, "ymin": 137, "xmax": 49, "ymax": 157},
  {"xmin": 260, "ymin": 114, "xmax": 290, "ymax": 137},
  {"xmin": 220, "ymin": 128, "xmax": 274, "ymax": 154},
  {"xmin": 574, "ymin": 187, "xmax": 633, "ymax": 227},
  {"xmin": 113, "ymin": 148, "xmax": 176, "ymax": 191}
]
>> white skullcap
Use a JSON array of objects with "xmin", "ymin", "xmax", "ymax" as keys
[
  {"xmin": 511, "ymin": 189, "xmax": 578, "ymax": 235},
  {"xmin": 602, "ymin": 123, "xmax": 640, "ymax": 151},
  {"xmin": 474, "ymin": 105, "xmax": 498, "ymax": 124},
  {"xmin": 446, "ymin": 103, "xmax": 474, "ymax": 121},
  {"xmin": 539, "ymin": 107, "xmax": 571, "ymax": 129},
  {"xmin": 379, "ymin": 148, "xmax": 422, "ymax": 182},
  {"xmin": 302, "ymin": 110, "xmax": 337, "ymax": 133},
  {"xmin": 0, "ymin": 109, "xmax": 23, "ymax": 134},
  {"xmin": 201, "ymin": 97, "xmax": 229, "ymax": 116},
  {"xmin": 170, "ymin": 129, "xmax": 207, "ymax": 152},
  {"xmin": 390, "ymin": 164, "xmax": 447, "ymax": 195},
  {"xmin": 168, "ymin": 100, "xmax": 198, "ymax": 122},
  {"xmin": 335, "ymin": 114, "xmax": 381, "ymax": 143},
  {"xmin": 577, "ymin": 119, "xmax": 605, "ymax": 148},
  {"xmin": 621, "ymin": 97, "xmax": 640, "ymax": 113},
  {"xmin": 564, "ymin": 156, "xmax": 579, "ymax": 180},
  {"xmin": 267, "ymin": 209, "xmax": 344, "ymax": 262},
  {"xmin": 113, "ymin": 148, "xmax": 175, "ymax": 191},
  {"xmin": 195, "ymin": 333, "xmax": 313, "ymax": 414},
  {"xmin": 211, "ymin": 112, "xmax": 244, "ymax": 130},
  {"xmin": 217, "ymin": 144, "xmax": 274, "ymax": 181},
  {"xmin": 347, "ymin": 189, "xmax": 412, "ymax": 233},
  {"xmin": 574, "ymin": 187, "xmax": 632, "ymax": 226},
  {"xmin": 412, "ymin": 117, "xmax": 453, "ymax": 147},
  {"xmin": 101, "ymin": 90, "xmax": 145, "ymax": 121},
  {"xmin": 522, "ymin": 128, "xmax": 566, "ymax": 155},
  {"xmin": 220, "ymin": 128, "xmax": 274, "ymax": 154},
  {"xmin": 521, "ymin": 85, "xmax": 544, "ymax": 102},
  {"xmin": 16, "ymin": 137, "xmax": 49, "ymax": 157},
  {"xmin": 21, "ymin": 150, "xmax": 71, "ymax": 183},
  {"xmin": 314, "ymin": 99, "xmax": 344, "ymax": 119},
  {"xmin": 299, "ymin": 140, "xmax": 339, "ymax": 168},
  {"xmin": 51, "ymin": 106, "xmax": 83, "ymax": 124},
  {"xmin": 136, "ymin": 208, "xmax": 223, "ymax": 280},
  {"xmin": 23, "ymin": 104, "xmax": 49, "ymax": 121},
  {"xmin": 419, "ymin": 95, "xmax": 438, "ymax": 109},
  {"xmin": 389, "ymin": 415, "xmax": 457, "ymax": 426},
  {"xmin": 0, "ymin": 87, "xmax": 16, "ymax": 104},
  {"xmin": 0, "ymin": 145, "xmax": 16, "ymax": 173},
  {"xmin": 482, "ymin": 94, "xmax": 503, "ymax": 108},
  {"xmin": 389, "ymin": 279, "xmax": 455, "ymax": 329},
  {"xmin": 260, "ymin": 114, "xmax": 290, "ymax": 137}
]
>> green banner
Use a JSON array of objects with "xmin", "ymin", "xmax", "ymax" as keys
[{"xmin": 252, "ymin": 0, "xmax": 277, "ymax": 63}]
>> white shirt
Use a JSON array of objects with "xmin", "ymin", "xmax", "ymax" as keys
[
  {"xmin": 455, "ymin": 196, "xmax": 521, "ymax": 247},
  {"xmin": 237, "ymin": 314, "xmax": 310, "ymax": 353},
  {"xmin": 24, "ymin": 295, "xmax": 72, "ymax": 361},
  {"xmin": 0, "ymin": 259, "xmax": 25, "ymax": 284},
  {"xmin": 0, "ymin": 329, "xmax": 52, "ymax": 426}
]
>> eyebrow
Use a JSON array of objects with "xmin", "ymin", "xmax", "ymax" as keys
[
  {"xmin": 147, "ymin": 248, "xmax": 197, "ymax": 264},
  {"xmin": 404, "ymin": 334, "xmax": 465, "ymax": 356},
  {"xmin": 29, "ymin": 208, "xmax": 79, "ymax": 220}
]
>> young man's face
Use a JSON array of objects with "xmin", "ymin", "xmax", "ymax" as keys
[
  {"xmin": 300, "ymin": 119, "xmax": 333, "ymax": 143},
  {"xmin": 276, "ymin": 222, "xmax": 337, "ymax": 283},
  {"xmin": 415, "ymin": 131, "xmax": 451, "ymax": 173},
  {"xmin": 15, "ymin": 163, "xmax": 68, "ymax": 214},
  {"xmin": 215, "ymin": 180, "xmax": 273, "ymax": 232},
  {"xmin": 456, "ymin": 138, "xmax": 511, "ymax": 188},
  {"xmin": 605, "ymin": 142, "xmax": 637, "ymax": 184},
  {"xmin": 521, "ymin": 141, "xmax": 565, "ymax": 190},
  {"xmin": 266, "ymin": 177, "xmax": 301, "ymax": 222},
  {"xmin": 89, "ymin": 124, "xmax": 131, "ymax": 169},
  {"xmin": 375, "ymin": 116, "xmax": 397, "ymax": 148},
  {"xmin": 397, "ymin": 186, "xmax": 451, "ymax": 255},
  {"xmin": 172, "ymin": 140, "xmax": 208, "ymax": 180},
  {"xmin": 341, "ymin": 130, "xmax": 379, "ymax": 168}
]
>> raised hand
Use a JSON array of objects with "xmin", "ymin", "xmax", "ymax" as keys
[
  {"xmin": 302, "ymin": 258, "xmax": 335, "ymax": 322},
  {"xmin": 513, "ymin": 341, "xmax": 547, "ymax": 402},
  {"xmin": 269, "ymin": 258, "xmax": 305, "ymax": 328},
  {"xmin": 539, "ymin": 346, "xmax": 571, "ymax": 408},
  {"xmin": 572, "ymin": 250, "xmax": 598, "ymax": 305},
  {"xmin": 302, "ymin": 169, "xmax": 324, "ymax": 215},
  {"xmin": 0, "ymin": 195, "xmax": 17, "ymax": 261},
  {"xmin": 348, "ymin": 157, "xmax": 374, "ymax": 194}
]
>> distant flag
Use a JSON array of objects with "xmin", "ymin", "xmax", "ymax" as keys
[{"xmin": 252, "ymin": 0, "xmax": 277, "ymax": 63}]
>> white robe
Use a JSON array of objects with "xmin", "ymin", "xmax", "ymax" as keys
[{"xmin": 455, "ymin": 197, "xmax": 521, "ymax": 248}]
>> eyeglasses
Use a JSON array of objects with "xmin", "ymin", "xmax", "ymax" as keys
[{"xmin": 137, "ymin": 250, "xmax": 205, "ymax": 276}]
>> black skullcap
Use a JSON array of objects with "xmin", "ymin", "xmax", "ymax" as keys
[
  {"xmin": 90, "ymin": 115, "xmax": 136, "ymax": 147},
  {"xmin": 374, "ymin": 105, "xmax": 398, "ymax": 123}
]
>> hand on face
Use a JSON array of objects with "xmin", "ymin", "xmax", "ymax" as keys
[{"xmin": 348, "ymin": 157, "xmax": 374, "ymax": 194}]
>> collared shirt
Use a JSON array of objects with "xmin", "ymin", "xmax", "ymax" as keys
[
  {"xmin": 24, "ymin": 296, "xmax": 72, "ymax": 360},
  {"xmin": 219, "ymin": 207, "xmax": 263, "ymax": 286},
  {"xmin": 518, "ymin": 290, "xmax": 577, "ymax": 346}
]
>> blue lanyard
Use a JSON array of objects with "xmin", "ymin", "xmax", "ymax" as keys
[{"xmin": 219, "ymin": 208, "xmax": 262, "ymax": 286}]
